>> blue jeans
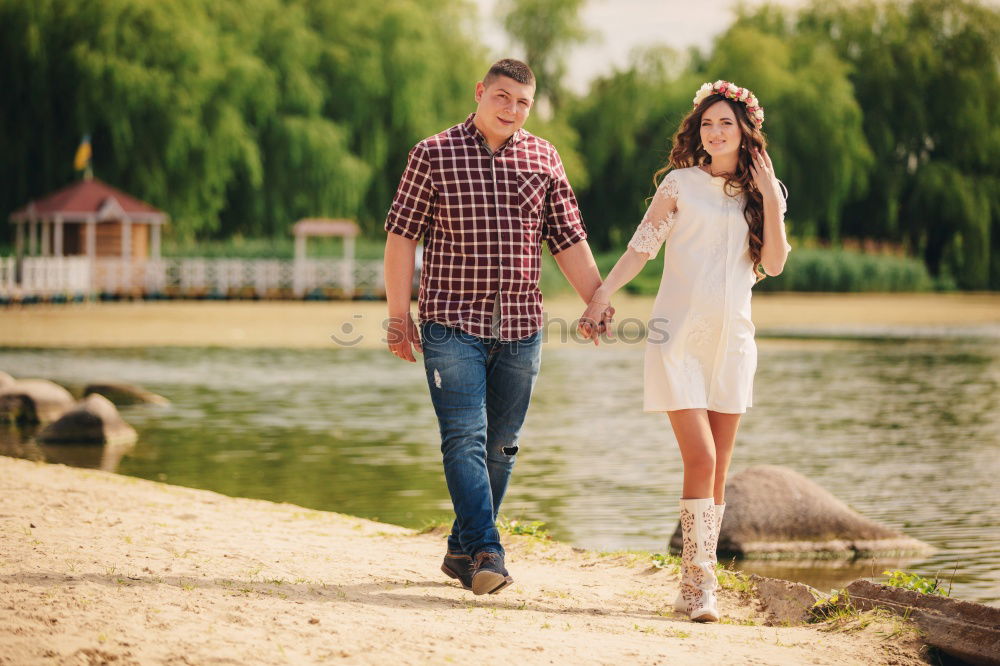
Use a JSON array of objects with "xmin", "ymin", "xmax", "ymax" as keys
[{"xmin": 420, "ymin": 321, "xmax": 542, "ymax": 558}]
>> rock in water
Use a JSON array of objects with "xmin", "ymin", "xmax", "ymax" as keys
[
  {"xmin": 0, "ymin": 371, "xmax": 15, "ymax": 389},
  {"xmin": 669, "ymin": 465, "xmax": 931, "ymax": 558},
  {"xmin": 0, "ymin": 378, "xmax": 75, "ymax": 424},
  {"xmin": 37, "ymin": 394, "xmax": 138, "ymax": 446},
  {"xmin": 84, "ymin": 382, "xmax": 169, "ymax": 406}
]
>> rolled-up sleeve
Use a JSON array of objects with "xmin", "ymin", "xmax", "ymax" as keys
[
  {"xmin": 385, "ymin": 142, "xmax": 435, "ymax": 240},
  {"xmin": 542, "ymin": 148, "xmax": 587, "ymax": 254}
]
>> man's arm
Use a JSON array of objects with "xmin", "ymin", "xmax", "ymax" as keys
[
  {"xmin": 552, "ymin": 240, "xmax": 602, "ymax": 304},
  {"xmin": 384, "ymin": 233, "xmax": 422, "ymax": 362},
  {"xmin": 383, "ymin": 141, "xmax": 435, "ymax": 362},
  {"xmin": 553, "ymin": 241, "xmax": 614, "ymax": 343},
  {"xmin": 542, "ymin": 145, "xmax": 613, "ymax": 343}
]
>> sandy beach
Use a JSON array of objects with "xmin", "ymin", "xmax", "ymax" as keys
[
  {"xmin": 0, "ymin": 455, "xmax": 930, "ymax": 665},
  {"xmin": 0, "ymin": 292, "xmax": 998, "ymax": 349}
]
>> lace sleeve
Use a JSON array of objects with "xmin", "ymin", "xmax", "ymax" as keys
[
  {"xmin": 777, "ymin": 179, "xmax": 791, "ymax": 251},
  {"xmin": 627, "ymin": 171, "xmax": 679, "ymax": 258}
]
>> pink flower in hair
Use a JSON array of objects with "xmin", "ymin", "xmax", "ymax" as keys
[{"xmin": 693, "ymin": 79, "xmax": 765, "ymax": 128}]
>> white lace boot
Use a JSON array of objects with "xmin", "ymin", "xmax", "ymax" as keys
[
  {"xmin": 672, "ymin": 502, "xmax": 725, "ymax": 614},
  {"xmin": 674, "ymin": 498, "xmax": 720, "ymax": 622}
]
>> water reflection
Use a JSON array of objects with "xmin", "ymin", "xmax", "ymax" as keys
[
  {"xmin": 0, "ymin": 425, "xmax": 132, "ymax": 471},
  {"xmin": 0, "ymin": 337, "xmax": 997, "ymax": 606}
]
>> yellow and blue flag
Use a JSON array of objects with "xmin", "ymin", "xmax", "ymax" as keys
[{"xmin": 74, "ymin": 134, "xmax": 92, "ymax": 171}]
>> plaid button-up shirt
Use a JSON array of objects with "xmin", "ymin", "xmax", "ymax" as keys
[{"xmin": 385, "ymin": 113, "xmax": 587, "ymax": 341}]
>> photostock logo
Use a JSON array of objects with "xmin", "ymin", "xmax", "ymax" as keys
[
  {"xmin": 329, "ymin": 314, "xmax": 365, "ymax": 347},
  {"xmin": 329, "ymin": 313, "xmax": 671, "ymax": 348}
]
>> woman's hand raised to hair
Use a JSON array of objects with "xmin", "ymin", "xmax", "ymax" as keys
[{"xmin": 749, "ymin": 148, "xmax": 783, "ymax": 205}]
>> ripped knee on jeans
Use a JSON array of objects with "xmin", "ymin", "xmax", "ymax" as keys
[{"xmin": 501, "ymin": 444, "xmax": 519, "ymax": 456}]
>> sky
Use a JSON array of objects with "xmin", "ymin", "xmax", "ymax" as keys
[
  {"xmin": 472, "ymin": 0, "xmax": 812, "ymax": 92},
  {"xmin": 472, "ymin": 0, "xmax": 998, "ymax": 92}
]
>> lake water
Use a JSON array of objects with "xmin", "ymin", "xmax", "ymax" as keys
[{"xmin": 2, "ymin": 336, "xmax": 998, "ymax": 606}]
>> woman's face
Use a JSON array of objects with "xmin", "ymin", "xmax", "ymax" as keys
[{"xmin": 699, "ymin": 100, "xmax": 742, "ymax": 160}]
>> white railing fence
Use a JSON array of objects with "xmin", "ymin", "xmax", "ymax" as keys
[
  {"xmin": 0, "ymin": 257, "xmax": 92, "ymax": 297},
  {"xmin": 0, "ymin": 257, "xmax": 386, "ymax": 299}
]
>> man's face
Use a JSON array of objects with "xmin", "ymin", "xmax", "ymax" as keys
[{"xmin": 473, "ymin": 75, "xmax": 535, "ymax": 146}]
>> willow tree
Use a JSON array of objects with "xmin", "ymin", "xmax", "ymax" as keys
[
  {"xmin": 793, "ymin": 0, "xmax": 1000, "ymax": 287},
  {"xmin": 706, "ymin": 15, "xmax": 873, "ymax": 243},
  {"xmin": 0, "ymin": 0, "xmax": 490, "ymax": 241},
  {"xmin": 497, "ymin": 0, "xmax": 593, "ymax": 113},
  {"xmin": 569, "ymin": 47, "xmax": 696, "ymax": 248},
  {"xmin": 4, "ymin": 0, "xmax": 255, "ymax": 237},
  {"xmin": 301, "ymin": 0, "xmax": 489, "ymax": 231},
  {"xmin": 569, "ymin": 23, "xmax": 870, "ymax": 250}
]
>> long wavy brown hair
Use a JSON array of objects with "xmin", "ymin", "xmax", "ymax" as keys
[{"xmin": 654, "ymin": 93, "xmax": 772, "ymax": 282}]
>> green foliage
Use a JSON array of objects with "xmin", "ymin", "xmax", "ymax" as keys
[
  {"xmin": 649, "ymin": 552, "xmax": 682, "ymax": 569},
  {"xmin": 567, "ymin": 0, "xmax": 999, "ymax": 289},
  {"xmin": 569, "ymin": 46, "xmax": 695, "ymax": 248},
  {"xmin": 415, "ymin": 517, "xmax": 452, "ymax": 535},
  {"xmin": 810, "ymin": 588, "xmax": 856, "ymax": 622},
  {"xmin": 497, "ymin": 0, "xmax": 593, "ymax": 111},
  {"xmin": 711, "ymin": 20, "xmax": 874, "ymax": 243},
  {"xmin": 2, "ymin": 0, "xmax": 998, "ymax": 290},
  {"xmin": 0, "ymin": 0, "xmax": 489, "ymax": 239},
  {"xmin": 882, "ymin": 569, "xmax": 949, "ymax": 596},
  {"xmin": 716, "ymin": 569, "xmax": 755, "ymax": 595},
  {"xmin": 497, "ymin": 517, "xmax": 551, "ymax": 540},
  {"xmin": 754, "ymin": 247, "xmax": 935, "ymax": 292},
  {"xmin": 793, "ymin": 0, "xmax": 1000, "ymax": 288},
  {"xmin": 560, "ymin": 246, "xmax": 933, "ymax": 295}
]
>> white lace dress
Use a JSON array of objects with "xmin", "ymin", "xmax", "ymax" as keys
[{"xmin": 627, "ymin": 166, "xmax": 789, "ymax": 414}]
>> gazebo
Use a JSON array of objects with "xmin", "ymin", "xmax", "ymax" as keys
[
  {"xmin": 9, "ymin": 178, "xmax": 168, "ymax": 263},
  {"xmin": 291, "ymin": 218, "xmax": 360, "ymax": 297}
]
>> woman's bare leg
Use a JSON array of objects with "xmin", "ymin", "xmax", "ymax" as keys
[
  {"xmin": 667, "ymin": 408, "xmax": 716, "ymax": 498},
  {"xmin": 706, "ymin": 411, "xmax": 741, "ymax": 505}
]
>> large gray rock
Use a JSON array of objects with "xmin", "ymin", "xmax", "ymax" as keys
[
  {"xmin": 845, "ymin": 579, "xmax": 1000, "ymax": 666},
  {"xmin": 0, "ymin": 371, "xmax": 15, "ymax": 389},
  {"xmin": 83, "ymin": 382, "xmax": 169, "ymax": 406},
  {"xmin": 670, "ymin": 465, "xmax": 931, "ymax": 558},
  {"xmin": 0, "ymin": 378, "xmax": 75, "ymax": 424},
  {"xmin": 37, "ymin": 393, "xmax": 138, "ymax": 446}
]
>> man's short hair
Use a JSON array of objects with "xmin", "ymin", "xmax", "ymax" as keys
[{"xmin": 483, "ymin": 59, "xmax": 535, "ymax": 88}]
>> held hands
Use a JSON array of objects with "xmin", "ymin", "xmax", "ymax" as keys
[
  {"xmin": 578, "ymin": 296, "xmax": 615, "ymax": 345},
  {"xmin": 749, "ymin": 148, "xmax": 782, "ymax": 205},
  {"xmin": 386, "ymin": 312, "xmax": 422, "ymax": 362}
]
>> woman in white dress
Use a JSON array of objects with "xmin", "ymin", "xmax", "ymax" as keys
[{"xmin": 580, "ymin": 80, "xmax": 791, "ymax": 622}]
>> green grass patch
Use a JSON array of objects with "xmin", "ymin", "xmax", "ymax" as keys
[
  {"xmin": 497, "ymin": 517, "xmax": 551, "ymax": 540},
  {"xmin": 416, "ymin": 516, "xmax": 452, "ymax": 535},
  {"xmin": 810, "ymin": 589, "xmax": 860, "ymax": 625},
  {"xmin": 882, "ymin": 569, "xmax": 950, "ymax": 596},
  {"xmin": 717, "ymin": 568, "xmax": 755, "ymax": 595},
  {"xmin": 754, "ymin": 248, "xmax": 936, "ymax": 292},
  {"xmin": 650, "ymin": 552, "xmax": 682, "ymax": 570}
]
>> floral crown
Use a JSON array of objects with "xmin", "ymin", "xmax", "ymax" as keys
[{"xmin": 693, "ymin": 80, "xmax": 765, "ymax": 128}]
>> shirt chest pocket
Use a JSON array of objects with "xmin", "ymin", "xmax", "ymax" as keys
[{"xmin": 517, "ymin": 172, "xmax": 549, "ymax": 217}]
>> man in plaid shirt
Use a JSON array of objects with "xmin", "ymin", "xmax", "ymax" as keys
[{"xmin": 384, "ymin": 59, "xmax": 611, "ymax": 595}]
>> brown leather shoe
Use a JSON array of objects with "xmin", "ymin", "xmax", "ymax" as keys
[
  {"xmin": 470, "ymin": 550, "xmax": 513, "ymax": 595},
  {"xmin": 440, "ymin": 551, "xmax": 473, "ymax": 590}
]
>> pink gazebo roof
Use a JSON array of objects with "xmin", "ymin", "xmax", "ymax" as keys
[{"xmin": 10, "ymin": 179, "xmax": 167, "ymax": 224}]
